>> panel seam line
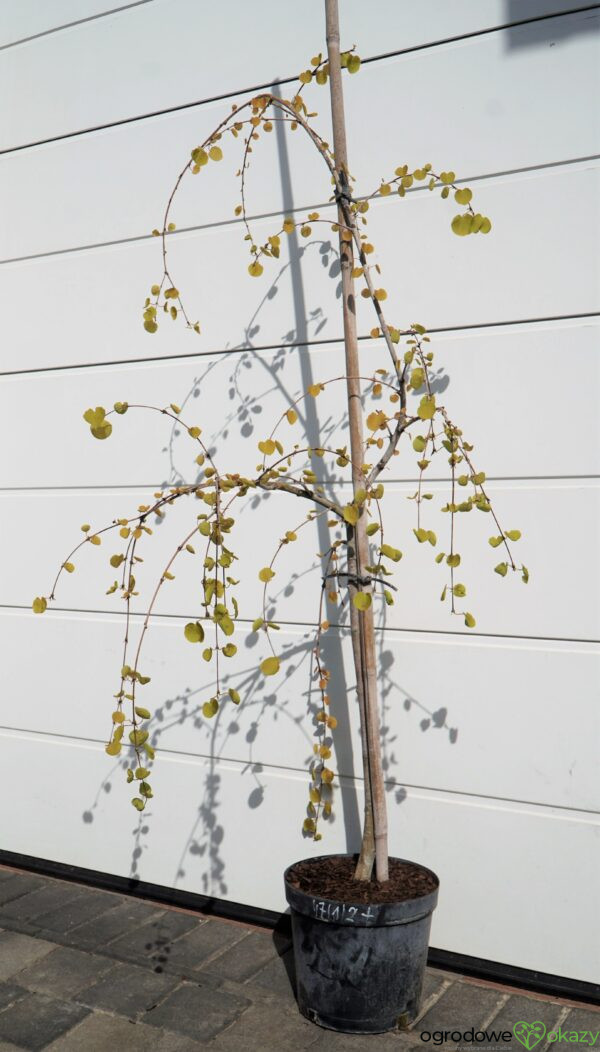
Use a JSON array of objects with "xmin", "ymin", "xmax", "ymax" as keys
[{"xmin": 1, "ymin": 314, "xmax": 598, "ymax": 377}]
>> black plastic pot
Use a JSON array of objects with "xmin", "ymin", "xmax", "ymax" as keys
[{"xmin": 284, "ymin": 854, "xmax": 439, "ymax": 1034}]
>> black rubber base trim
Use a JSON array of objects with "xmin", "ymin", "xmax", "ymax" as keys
[{"xmin": 0, "ymin": 849, "xmax": 597, "ymax": 1005}]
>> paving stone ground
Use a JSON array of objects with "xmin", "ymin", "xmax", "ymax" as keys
[{"xmin": 0, "ymin": 866, "xmax": 596, "ymax": 1051}]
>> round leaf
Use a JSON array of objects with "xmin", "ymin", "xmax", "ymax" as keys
[
  {"xmin": 184, "ymin": 621, "xmax": 205, "ymax": 643},
  {"xmin": 353, "ymin": 592, "xmax": 372, "ymax": 611},
  {"xmin": 260, "ymin": 656, "xmax": 280, "ymax": 677},
  {"xmin": 202, "ymin": 698, "xmax": 219, "ymax": 718}
]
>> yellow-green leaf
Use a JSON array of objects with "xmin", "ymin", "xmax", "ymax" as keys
[
  {"xmin": 417, "ymin": 394, "xmax": 436, "ymax": 420},
  {"xmin": 32, "ymin": 597, "xmax": 47, "ymax": 614},
  {"xmin": 464, "ymin": 612, "xmax": 476, "ymax": 628},
  {"xmin": 229, "ymin": 688, "xmax": 241, "ymax": 704},
  {"xmin": 129, "ymin": 729, "xmax": 149, "ymax": 746},
  {"xmin": 202, "ymin": 698, "xmax": 219, "ymax": 718},
  {"xmin": 258, "ymin": 439, "xmax": 276, "ymax": 456},
  {"xmin": 353, "ymin": 592, "xmax": 372, "ymax": 611},
  {"xmin": 134, "ymin": 706, "xmax": 151, "ymax": 719},
  {"xmin": 451, "ymin": 213, "xmax": 473, "ymax": 237},
  {"xmin": 342, "ymin": 503, "xmax": 359, "ymax": 526},
  {"xmin": 258, "ymin": 567, "xmax": 274, "ymax": 583},
  {"xmin": 260, "ymin": 656, "xmax": 280, "ymax": 677},
  {"xmin": 366, "ymin": 410, "xmax": 387, "ymax": 432},
  {"xmin": 248, "ymin": 261, "xmax": 263, "ymax": 277},
  {"xmin": 380, "ymin": 544, "xmax": 402, "ymax": 562},
  {"xmin": 184, "ymin": 621, "xmax": 205, "ymax": 644}
]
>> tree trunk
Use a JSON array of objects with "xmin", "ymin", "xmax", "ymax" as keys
[{"xmin": 324, "ymin": 0, "xmax": 389, "ymax": 882}]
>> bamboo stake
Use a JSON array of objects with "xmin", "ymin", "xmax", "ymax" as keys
[{"xmin": 324, "ymin": 0, "xmax": 389, "ymax": 882}]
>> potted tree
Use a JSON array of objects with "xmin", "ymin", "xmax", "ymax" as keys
[{"xmin": 33, "ymin": 0, "xmax": 527, "ymax": 1035}]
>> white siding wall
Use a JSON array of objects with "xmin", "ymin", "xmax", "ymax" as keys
[{"xmin": 1, "ymin": 0, "xmax": 598, "ymax": 983}]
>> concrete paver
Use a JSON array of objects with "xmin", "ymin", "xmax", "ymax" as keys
[
  {"xmin": 0, "ymin": 884, "xmax": 84, "ymax": 927},
  {"xmin": 142, "ymin": 981, "xmax": 251, "ymax": 1042},
  {"xmin": 15, "ymin": 945, "xmax": 114, "ymax": 999},
  {"xmin": 0, "ymin": 984, "xmax": 27, "ymax": 1013},
  {"xmin": 211, "ymin": 997, "xmax": 319, "ymax": 1051},
  {"xmin": 62, "ymin": 897, "xmax": 162, "ymax": 952},
  {"xmin": 415, "ymin": 979, "xmax": 504, "ymax": 1032},
  {"xmin": 45, "ymin": 1009, "xmax": 210, "ymax": 1050},
  {"xmin": 0, "ymin": 931, "xmax": 55, "ymax": 981},
  {"xmin": 199, "ymin": 930, "xmax": 278, "ymax": 982},
  {"xmin": 0, "ymin": 990, "xmax": 89, "ymax": 1050},
  {"xmin": 76, "ymin": 959, "xmax": 181, "ymax": 1018},
  {"xmin": 34, "ymin": 886, "xmax": 126, "ymax": 936},
  {"xmin": 103, "ymin": 908, "xmax": 200, "ymax": 969},
  {"xmin": 249, "ymin": 946, "xmax": 297, "ymax": 1002},
  {"xmin": 144, "ymin": 918, "xmax": 249, "ymax": 977},
  {"xmin": 0, "ymin": 875, "xmax": 48, "ymax": 908}
]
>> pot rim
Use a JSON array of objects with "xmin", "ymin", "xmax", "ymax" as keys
[{"xmin": 284, "ymin": 853, "xmax": 439, "ymax": 927}]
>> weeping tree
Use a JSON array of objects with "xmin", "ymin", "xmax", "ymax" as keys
[{"xmin": 34, "ymin": 0, "xmax": 526, "ymax": 884}]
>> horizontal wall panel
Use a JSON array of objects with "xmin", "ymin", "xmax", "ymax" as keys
[
  {"xmin": 3, "ymin": 4, "xmax": 596, "ymax": 150},
  {"xmin": 2, "ymin": 1, "xmax": 589, "ymax": 54},
  {"xmin": 0, "ymin": 2, "xmax": 150, "ymax": 49},
  {"xmin": 1, "ymin": 322, "xmax": 597, "ymax": 485},
  {"xmin": 3, "ymin": 22, "xmax": 600, "ymax": 260},
  {"xmin": 2, "ymin": 165, "xmax": 598, "ymax": 372},
  {"xmin": 5, "ymin": 481, "xmax": 599, "ymax": 640},
  {"xmin": 0, "ymin": 610, "xmax": 596, "ymax": 812},
  {"xmin": 0, "ymin": 731, "xmax": 597, "ymax": 981}
]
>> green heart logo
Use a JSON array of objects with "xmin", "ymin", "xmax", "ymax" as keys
[{"xmin": 513, "ymin": 1022, "xmax": 547, "ymax": 1050}]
